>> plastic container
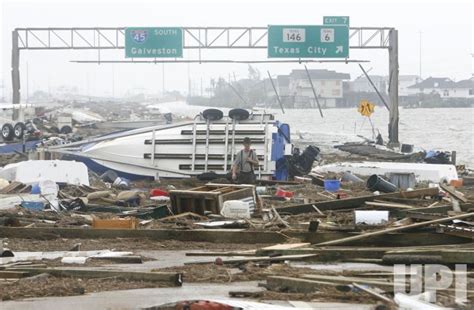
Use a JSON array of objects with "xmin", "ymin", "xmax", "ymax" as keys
[
  {"xmin": 324, "ymin": 179, "xmax": 341, "ymax": 192},
  {"xmin": 31, "ymin": 183, "xmax": 41, "ymax": 194},
  {"xmin": 450, "ymin": 179, "xmax": 463, "ymax": 188},
  {"xmin": 150, "ymin": 188, "xmax": 169, "ymax": 197},
  {"xmin": 39, "ymin": 180, "xmax": 60, "ymax": 211},
  {"xmin": 401, "ymin": 144, "xmax": 414, "ymax": 153},
  {"xmin": 367, "ymin": 174, "xmax": 398, "ymax": 193},
  {"xmin": 341, "ymin": 172, "xmax": 364, "ymax": 184},
  {"xmin": 21, "ymin": 201, "xmax": 44, "ymax": 211},
  {"xmin": 275, "ymin": 188, "xmax": 294, "ymax": 198},
  {"xmin": 220, "ymin": 200, "xmax": 251, "ymax": 219}
]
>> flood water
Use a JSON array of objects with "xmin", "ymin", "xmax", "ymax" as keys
[{"xmin": 156, "ymin": 102, "xmax": 474, "ymax": 167}]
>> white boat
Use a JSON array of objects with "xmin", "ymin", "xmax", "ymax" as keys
[
  {"xmin": 49, "ymin": 110, "xmax": 292, "ymax": 180},
  {"xmin": 313, "ymin": 161, "xmax": 459, "ymax": 183}
]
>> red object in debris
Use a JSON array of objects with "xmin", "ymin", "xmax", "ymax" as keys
[
  {"xmin": 336, "ymin": 192, "xmax": 348, "ymax": 199},
  {"xmin": 275, "ymin": 188, "xmax": 294, "ymax": 198},
  {"xmin": 214, "ymin": 257, "xmax": 223, "ymax": 265},
  {"xmin": 176, "ymin": 300, "xmax": 234, "ymax": 310},
  {"xmin": 150, "ymin": 188, "xmax": 169, "ymax": 197}
]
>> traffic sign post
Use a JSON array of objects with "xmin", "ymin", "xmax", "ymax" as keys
[
  {"xmin": 125, "ymin": 27, "xmax": 183, "ymax": 58},
  {"xmin": 267, "ymin": 25, "xmax": 349, "ymax": 58},
  {"xmin": 323, "ymin": 16, "xmax": 350, "ymax": 26}
]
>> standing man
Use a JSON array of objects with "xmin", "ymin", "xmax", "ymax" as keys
[{"xmin": 232, "ymin": 137, "xmax": 258, "ymax": 184}]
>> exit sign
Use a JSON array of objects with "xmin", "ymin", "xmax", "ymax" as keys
[{"xmin": 323, "ymin": 16, "xmax": 350, "ymax": 26}]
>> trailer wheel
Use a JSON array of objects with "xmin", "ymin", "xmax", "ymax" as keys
[
  {"xmin": 50, "ymin": 126, "xmax": 60, "ymax": 134},
  {"xmin": 202, "ymin": 109, "xmax": 223, "ymax": 121},
  {"xmin": 1, "ymin": 124, "xmax": 14, "ymax": 141},
  {"xmin": 13, "ymin": 122, "xmax": 25, "ymax": 139},
  {"xmin": 60, "ymin": 125, "xmax": 73, "ymax": 134}
]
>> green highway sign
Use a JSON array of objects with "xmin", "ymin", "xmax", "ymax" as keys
[
  {"xmin": 267, "ymin": 25, "xmax": 349, "ymax": 58},
  {"xmin": 125, "ymin": 27, "xmax": 183, "ymax": 58},
  {"xmin": 323, "ymin": 16, "xmax": 350, "ymax": 26}
]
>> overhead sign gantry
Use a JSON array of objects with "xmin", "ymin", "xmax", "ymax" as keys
[{"xmin": 10, "ymin": 17, "xmax": 400, "ymax": 145}]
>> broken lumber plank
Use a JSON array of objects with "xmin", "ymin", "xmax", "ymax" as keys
[
  {"xmin": 392, "ymin": 205, "xmax": 451, "ymax": 219},
  {"xmin": 11, "ymin": 268, "xmax": 183, "ymax": 286},
  {"xmin": 352, "ymin": 282, "xmax": 395, "ymax": 304},
  {"xmin": 266, "ymin": 276, "xmax": 338, "ymax": 293},
  {"xmin": 184, "ymin": 254, "xmax": 318, "ymax": 265},
  {"xmin": 381, "ymin": 254, "xmax": 443, "ymax": 264},
  {"xmin": 316, "ymin": 212, "xmax": 474, "ymax": 246},
  {"xmin": 277, "ymin": 187, "xmax": 439, "ymax": 215},
  {"xmin": 440, "ymin": 183, "xmax": 468, "ymax": 203},
  {"xmin": 0, "ymin": 227, "xmax": 470, "ymax": 246},
  {"xmin": 186, "ymin": 250, "xmax": 257, "ymax": 257},
  {"xmin": 365, "ymin": 201, "xmax": 414, "ymax": 209},
  {"xmin": 384, "ymin": 248, "xmax": 474, "ymax": 264},
  {"xmin": 259, "ymin": 243, "xmax": 311, "ymax": 251},
  {"xmin": 0, "ymin": 271, "xmax": 30, "ymax": 279},
  {"xmin": 158, "ymin": 212, "xmax": 207, "ymax": 222},
  {"xmin": 88, "ymin": 256, "xmax": 143, "ymax": 264},
  {"xmin": 302, "ymin": 274, "xmax": 393, "ymax": 289}
]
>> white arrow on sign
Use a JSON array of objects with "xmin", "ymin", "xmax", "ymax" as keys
[{"xmin": 336, "ymin": 46, "xmax": 343, "ymax": 54}]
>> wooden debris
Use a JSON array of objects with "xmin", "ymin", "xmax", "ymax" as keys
[
  {"xmin": 88, "ymin": 255, "xmax": 143, "ymax": 264},
  {"xmin": 11, "ymin": 267, "xmax": 183, "ymax": 286},
  {"xmin": 352, "ymin": 282, "xmax": 395, "ymax": 304},
  {"xmin": 440, "ymin": 183, "xmax": 468, "ymax": 203},
  {"xmin": 266, "ymin": 276, "xmax": 336, "ymax": 293},
  {"xmin": 277, "ymin": 187, "xmax": 440, "ymax": 215},
  {"xmin": 184, "ymin": 254, "xmax": 318, "ymax": 265},
  {"xmin": 0, "ymin": 270, "xmax": 30, "ymax": 279},
  {"xmin": 365, "ymin": 201, "xmax": 415, "ymax": 209},
  {"xmin": 316, "ymin": 212, "xmax": 474, "ymax": 246},
  {"xmin": 92, "ymin": 217, "xmax": 138, "ymax": 229}
]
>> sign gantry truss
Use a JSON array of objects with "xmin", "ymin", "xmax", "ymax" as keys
[
  {"xmin": 11, "ymin": 26, "xmax": 399, "ymax": 144},
  {"xmin": 14, "ymin": 27, "xmax": 392, "ymax": 50}
]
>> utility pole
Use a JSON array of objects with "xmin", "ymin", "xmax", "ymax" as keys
[
  {"xmin": 11, "ymin": 30, "xmax": 20, "ymax": 107},
  {"xmin": 388, "ymin": 29, "xmax": 399, "ymax": 146}
]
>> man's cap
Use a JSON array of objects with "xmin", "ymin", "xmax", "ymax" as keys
[{"xmin": 243, "ymin": 137, "xmax": 251, "ymax": 144}]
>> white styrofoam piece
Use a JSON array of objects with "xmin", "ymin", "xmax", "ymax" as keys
[
  {"xmin": 313, "ymin": 161, "xmax": 458, "ymax": 183},
  {"xmin": 0, "ymin": 160, "xmax": 89, "ymax": 185}
]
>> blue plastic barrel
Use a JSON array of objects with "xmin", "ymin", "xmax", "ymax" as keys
[
  {"xmin": 324, "ymin": 179, "xmax": 341, "ymax": 192},
  {"xmin": 31, "ymin": 183, "xmax": 41, "ymax": 194},
  {"xmin": 21, "ymin": 201, "xmax": 44, "ymax": 211}
]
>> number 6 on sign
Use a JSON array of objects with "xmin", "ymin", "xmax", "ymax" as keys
[{"xmin": 320, "ymin": 28, "xmax": 334, "ymax": 43}]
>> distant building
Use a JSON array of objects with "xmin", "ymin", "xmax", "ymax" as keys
[
  {"xmin": 350, "ymin": 75, "xmax": 387, "ymax": 93},
  {"xmin": 276, "ymin": 75, "xmax": 290, "ymax": 97},
  {"xmin": 407, "ymin": 77, "xmax": 473, "ymax": 98},
  {"xmin": 454, "ymin": 78, "xmax": 474, "ymax": 98},
  {"xmin": 287, "ymin": 69, "xmax": 350, "ymax": 108},
  {"xmin": 399, "ymin": 75, "xmax": 421, "ymax": 96}
]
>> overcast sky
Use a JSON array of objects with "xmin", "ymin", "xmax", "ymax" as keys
[{"xmin": 1, "ymin": 0, "xmax": 473, "ymax": 99}]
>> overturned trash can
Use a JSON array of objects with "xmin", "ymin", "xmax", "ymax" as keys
[{"xmin": 367, "ymin": 174, "xmax": 398, "ymax": 193}]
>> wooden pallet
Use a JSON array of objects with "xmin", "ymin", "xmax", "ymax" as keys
[{"xmin": 169, "ymin": 184, "xmax": 255, "ymax": 215}]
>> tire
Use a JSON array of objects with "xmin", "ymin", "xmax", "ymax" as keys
[
  {"xmin": 60, "ymin": 125, "xmax": 73, "ymax": 134},
  {"xmin": 229, "ymin": 108, "xmax": 249, "ymax": 121},
  {"xmin": 50, "ymin": 126, "xmax": 60, "ymax": 134},
  {"xmin": 202, "ymin": 109, "xmax": 223, "ymax": 121},
  {"xmin": 13, "ymin": 122, "xmax": 25, "ymax": 139},
  {"xmin": 1, "ymin": 123, "xmax": 14, "ymax": 141}
]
